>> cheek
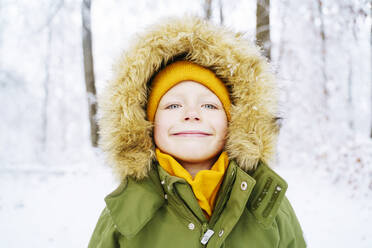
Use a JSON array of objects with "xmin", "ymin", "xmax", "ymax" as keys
[
  {"xmin": 154, "ymin": 123, "xmax": 165, "ymax": 139},
  {"xmin": 154, "ymin": 111, "xmax": 179, "ymax": 131},
  {"xmin": 217, "ymin": 125, "xmax": 228, "ymax": 142},
  {"xmin": 211, "ymin": 113, "xmax": 228, "ymax": 136},
  {"xmin": 154, "ymin": 126, "xmax": 165, "ymax": 149},
  {"xmin": 154, "ymin": 115, "xmax": 171, "ymax": 145}
]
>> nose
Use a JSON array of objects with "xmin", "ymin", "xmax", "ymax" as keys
[
  {"xmin": 184, "ymin": 108, "xmax": 201, "ymax": 121},
  {"xmin": 184, "ymin": 115, "xmax": 200, "ymax": 121}
]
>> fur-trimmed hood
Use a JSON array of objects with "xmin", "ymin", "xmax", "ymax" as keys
[{"xmin": 97, "ymin": 15, "xmax": 279, "ymax": 181}]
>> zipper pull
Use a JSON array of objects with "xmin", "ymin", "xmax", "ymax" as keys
[{"xmin": 201, "ymin": 229, "xmax": 215, "ymax": 245}]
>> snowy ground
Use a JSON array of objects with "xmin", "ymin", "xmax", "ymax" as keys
[
  {"xmin": 277, "ymin": 165, "xmax": 372, "ymax": 248},
  {"xmin": 1, "ymin": 154, "xmax": 371, "ymax": 248},
  {"xmin": 0, "ymin": 160, "xmax": 116, "ymax": 248}
]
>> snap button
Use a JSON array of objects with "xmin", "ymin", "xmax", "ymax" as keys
[
  {"xmin": 276, "ymin": 185, "xmax": 282, "ymax": 191},
  {"xmin": 164, "ymin": 194, "xmax": 168, "ymax": 200},
  {"xmin": 161, "ymin": 180, "xmax": 165, "ymax": 185},
  {"xmin": 218, "ymin": 229, "xmax": 224, "ymax": 237},
  {"xmin": 188, "ymin": 223, "xmax": 195, "ymax": 230},
  {"xmin": 241, "ymin": 181, "xmax": 248, "ymax": 191}
]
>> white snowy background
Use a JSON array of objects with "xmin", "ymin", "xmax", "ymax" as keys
[{"xmin": 0, "ymin": 0, "xmax": 371, "ymax": 247}]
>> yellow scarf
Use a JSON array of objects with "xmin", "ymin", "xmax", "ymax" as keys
[{"xmin": 155, "ymin": 148, "xmax": 229, "ymax": 218}]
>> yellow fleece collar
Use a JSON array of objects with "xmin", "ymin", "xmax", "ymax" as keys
[{"xmin": 155, "ymin": 148, "xmax": 229, "ymax": 217}]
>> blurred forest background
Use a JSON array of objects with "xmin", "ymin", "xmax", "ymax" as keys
[{"xmin": 0, "ymin": 0, "xmax": 371, "ymax": 247}]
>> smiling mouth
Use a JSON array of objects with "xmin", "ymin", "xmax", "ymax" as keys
[{"xmin": 172, "ymin": 131, "xmax": 212, "ymax": 137}]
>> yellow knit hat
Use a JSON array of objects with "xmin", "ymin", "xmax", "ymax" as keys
[{"xmin": 146, "ymin": 60, "xmax": 231, "ymax": 122}]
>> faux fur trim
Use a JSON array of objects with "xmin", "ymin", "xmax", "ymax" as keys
[{"xmin": 98, "ymin": 15, "xmax": 279, "ymax": 181}]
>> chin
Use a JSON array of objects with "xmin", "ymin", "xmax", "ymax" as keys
[{"xmin": 171, "ymin": 149, "xmax": 218, "ymax": 163}]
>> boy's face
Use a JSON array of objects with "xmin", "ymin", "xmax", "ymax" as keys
[{"xmin": 154, "ymin": 81, "xmax": 228, "ymax": 164}]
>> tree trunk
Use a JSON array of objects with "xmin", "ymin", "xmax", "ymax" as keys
[
  {"xmin": 347, "ymin": 52, "xmax": 354, "ymax": 130},
  {"xmin": 277, "ymin": 0, "xmax": 288, "ymax": 67},
  {"xmin": 204, "ymin": 0, "xmax": 212, "ymax": 20},
  {"xmin": 219, "ymin": 0, "xmax": 224, "ymax": 25},
  {"xmin": 82, "ymin": 0, "xmax": 99, "ymax": 147},
  {"xmin": 41, "ymin": 26, "xmax": 52, "ymax": 151},
  {"xmin": 347, "ymin": 3, "xmax": 359, "ymax": 133},
  {"xmin": 316, "ymin": 0, "xmax": 329, "ymax": 119},
  {"xmin": 256, "ymin": 0, "xmax": 271, "ymax": 60},
  {"xmin": 370, "ymin": 4, "xmax": 372, "ymax": 138}
]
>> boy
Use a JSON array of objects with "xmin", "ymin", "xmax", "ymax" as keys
[{"xmin": 89, "ymin": 16, "xmax": 306, "ymax": 247}]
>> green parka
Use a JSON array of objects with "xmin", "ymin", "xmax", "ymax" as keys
[{"xmin": 89, "ymin": 15, "xmax": 306, "ymax": 247}]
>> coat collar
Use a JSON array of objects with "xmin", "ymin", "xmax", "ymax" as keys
[
  {"xmin": 248, "ymin": 160, "xmax": 288, "ymax": 228},
  {"xmin": 104, "ymin": 160, "xmax": 287, "ymax": 238},
  {"xmin": 104, "ymin": 166, "xmax": 165, "ymax": 238}
]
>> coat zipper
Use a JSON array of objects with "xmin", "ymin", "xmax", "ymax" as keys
[{"xmin": 209, "ymin": 169, "xmax": 236, "ymax": 227}]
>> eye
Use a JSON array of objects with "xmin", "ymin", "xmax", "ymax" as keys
[
  {"xmin": 166, "ymin": 104, "xmax": 181, "ymax": 109},
  {"xmin": 203, "ymin": 104, "xmax": 218, "ymax": 109}
]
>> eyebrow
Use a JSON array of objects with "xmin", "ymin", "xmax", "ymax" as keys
[{"xmin": 161, "ymin": 95, "xmax": 222, "ymax": 107}]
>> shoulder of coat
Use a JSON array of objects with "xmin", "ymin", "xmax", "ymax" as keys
[
  {"xmin": 247, "ymin": 161, "xmax": 288, "ymax": 228},
  {"xmin": 104, "ymin": 168, "xmax": 165, "ymax": 238}
]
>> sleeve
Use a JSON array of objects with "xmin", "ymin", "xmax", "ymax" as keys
[
  {"xmin": 276, "ymin": 196, "xmax": 307, "ymax": 248},
  {"xmin": 88, "ymin": 207, "xmax": 120, "ymax": 248}
]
